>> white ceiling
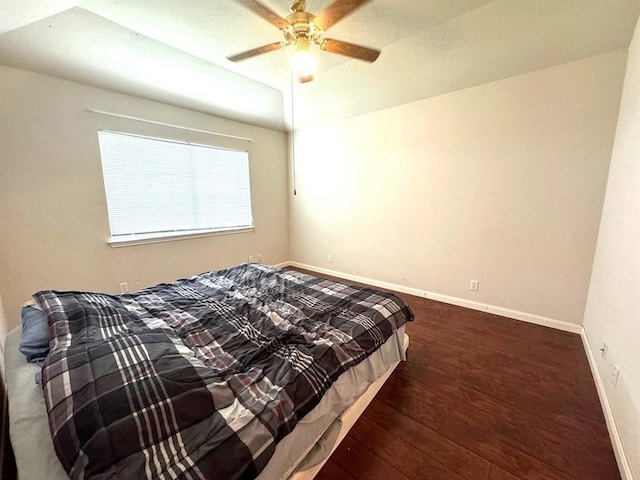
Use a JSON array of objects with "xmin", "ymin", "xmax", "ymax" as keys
[{"xmin": 1, "ymin": 0, "xmax": 639, "ymax": 130}]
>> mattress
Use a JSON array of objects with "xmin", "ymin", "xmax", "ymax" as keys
[{"xmin": 6, "ymin": 325, "xmax": 407, "ymax": 480}]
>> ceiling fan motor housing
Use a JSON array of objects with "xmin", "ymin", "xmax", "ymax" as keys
[{"xmin": 283, "ymin": 11, "xmax": 323, "ymax": 47}]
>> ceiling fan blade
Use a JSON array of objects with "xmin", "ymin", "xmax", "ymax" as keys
[
  {"xmin": 227, "ymin": 42, "xmax": 283, "ymax": 62},
  {"xmin": 234, "ymin": 0, "xmax": 289, "ymax": 29},
  {"xmin": 321, "ymin": 38, "xmax": 380, "ymax": 62},
  {"xmin": 314, "ymin": 0, "xmax": 373, "ymax": 30}
]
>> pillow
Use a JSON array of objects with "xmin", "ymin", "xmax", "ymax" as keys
[{"xmin": 19, "ymin": 305, "xmax": 50, "ymax": 363}]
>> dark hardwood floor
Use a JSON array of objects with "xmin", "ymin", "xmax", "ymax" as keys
[{"xmin": 314, "ymin": 286, "xmax": 620, "ymax": 480}]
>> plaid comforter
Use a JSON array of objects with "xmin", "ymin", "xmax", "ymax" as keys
[{"xmin": 35, "ymin": 264, "xmax": 413, "ymax": 480}]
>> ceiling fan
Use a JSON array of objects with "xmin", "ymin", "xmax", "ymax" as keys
[{"xmin": 228, "ymin": 0, "xmax": 381, "ymax": 82}]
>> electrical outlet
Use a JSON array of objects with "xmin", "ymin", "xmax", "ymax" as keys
[
  {"xmin": 611, "ymin": 364, "xmax": 620, "ymax": 388},
  {"xmin": 119, "ymin": 282, "xmax": 129, "ymax": 294},
  {"xmin": 469, "ymin": 280, "xmax": 479, "ymax": 291},
  {"xmin": 248, "ymin": 255, "xmax": 254, "ymax": 263},
  {"xmin": 257, "ymin": 254, "xmax": 262, "ymax": 263},
  {"xmin": 328, "ymin": 254, "xmax": 333, "ymax": 263},
  {"xmin": 600, "ymin": 342, "xmax": 608, "ymax": 359}
]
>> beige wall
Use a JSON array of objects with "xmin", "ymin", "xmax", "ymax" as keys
[
  {"xmin": 289, "ymin": 51, "xmax": 626, "ymax": 328},
  {"xmin": 0, "ymin": 65, "xmax": 289, "ymax": 330},
  {"xmin": 583, "ymin": 16, "xmax": 640, "ymax": 479}
]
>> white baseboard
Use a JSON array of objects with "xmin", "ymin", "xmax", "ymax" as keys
[
  {"xmin": 580, "ymin": 328, "xmax": 633, "ymax": 480},
  {"xmin": 283, "ymin": 261, "xmax": 581, "ymax": 334},
  {"xmin": 271, "ymin": 262, "xmax": 291, "ymax": 269}
]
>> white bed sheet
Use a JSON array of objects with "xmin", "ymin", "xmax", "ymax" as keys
[{"xmin": 6, "ymin": 326, "xmax": 406, "ymax": 480}]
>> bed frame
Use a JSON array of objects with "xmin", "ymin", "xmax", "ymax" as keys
[{"xmin": 290, "ymin": 333, "xmax": 408, "ymax": 479}]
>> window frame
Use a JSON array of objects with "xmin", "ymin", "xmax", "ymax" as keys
[
  {"xmin": 97, "ymin": 129, "xmax": 255, "ymax": 247},
  {"xmin": 107, "ymin": 225, "xmax": 255, "ymax": 248}
]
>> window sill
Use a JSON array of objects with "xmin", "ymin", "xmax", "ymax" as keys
[{"xmin": 108, "ymin": 227, "xmax": 255, "ymax": 248}]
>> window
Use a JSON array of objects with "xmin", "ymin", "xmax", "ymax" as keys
[{"xmin": 98, "ymin": 131, "xmax": 253, "ymax": 245}]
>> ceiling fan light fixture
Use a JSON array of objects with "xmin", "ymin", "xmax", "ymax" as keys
[{"xmin": 290, "ymin": 45, "xmax": 317, "ymax": 82}]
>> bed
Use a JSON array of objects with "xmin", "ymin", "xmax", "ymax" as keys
[{"xmin": 6, "ymin": 263, "xmax": 412, "ymax": 479}]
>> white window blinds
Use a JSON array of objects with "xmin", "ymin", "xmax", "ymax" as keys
[{"xmin": 98, "ymin": 131, "xmax": 253, "ymax": 239}]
